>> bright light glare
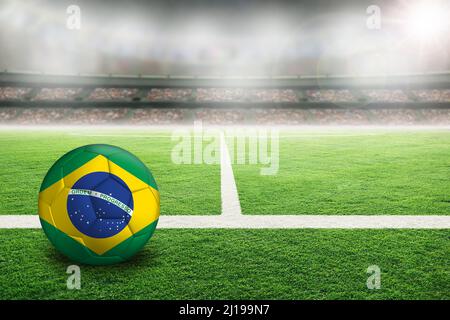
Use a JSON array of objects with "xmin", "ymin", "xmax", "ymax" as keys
[
  {"xmin": 406, "ymin": 3, "xmax": 448, "ymax": 39},
  {"xmin": 182, "ymin": 23, "xmax": 217, "ymax": 48}
]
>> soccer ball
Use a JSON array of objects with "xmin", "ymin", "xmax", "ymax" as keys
[{"xmin": 38, "ymin": 144, "xmax": 160, "ymax": 265}]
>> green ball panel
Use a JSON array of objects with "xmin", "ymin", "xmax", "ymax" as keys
[
  {"xmin": 83, "ymin": 144, "xmax": 123, "ymax": 157},
  {"xmin": 40, "ymin": 146, "xmax": 97, "ymax": 192},
  {"xmin": 107, "ymin": 148, "xmax": 158, "ymax": 191},
  {"xmin": 40, "ymin": 218, "xmax": 158, "ymax": 265},
  {"xmin": 42, "ymin": 144, "xmax": 158, "ymax": 191}
]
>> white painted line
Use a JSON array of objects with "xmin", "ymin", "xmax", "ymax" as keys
[
  {"xmin": 158, "ymin": 215, "xmax": 450, "ymax": 229},
  {"xmin": 220, "ymin": 133, "xmax": 242, "ymax": 217},
  {"xmin": 1, "ymin": 215, "xmax": 450, "ymax": 229},
  {"xmin": 0, "ymin": 215, "xmax": 41, "ymax": 228}
]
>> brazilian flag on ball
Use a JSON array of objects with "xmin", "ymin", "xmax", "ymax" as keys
[{"xmin": 38, "ymin": 144, "xmax": 160, "ymax": 265}]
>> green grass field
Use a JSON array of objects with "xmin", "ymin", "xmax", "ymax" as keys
[
  {"xmin": 0, "ymin": 130, "xmax": 220, "ymax": 215},
  {"xmin": 0, "ymin": 229, "xmax": 448, "ymax": 299},
  {"xmin": 233, "ymin": 130, "xmax": 450, "ymax": 215},
  {"xmin": 0, "ymin": 127, "xmax": 449, "ymax": 299},
  {"xmin": 1, "ymin": 129, "xmax": 449, "ymax": 216}
]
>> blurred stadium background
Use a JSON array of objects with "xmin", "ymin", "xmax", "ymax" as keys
[{"xmin": 0, "ymin": 0, "xmax": 449, "ymax": 126}]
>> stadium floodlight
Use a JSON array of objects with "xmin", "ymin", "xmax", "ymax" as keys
[{"xmin": 404, "ymin": 1, "xmax": 448, "ymax": 40}]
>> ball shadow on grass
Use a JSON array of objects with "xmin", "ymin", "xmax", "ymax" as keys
[{"xmin": 43, "ymin": 242, "xmax": 162, "ymax": 270}]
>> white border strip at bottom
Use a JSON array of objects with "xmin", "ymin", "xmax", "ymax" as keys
[{"xmin": 1, "ymin": 215, "xmax": 450, "ymax": 229}]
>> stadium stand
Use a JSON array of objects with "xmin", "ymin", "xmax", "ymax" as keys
[
  {"xmin": 2, "ymin": 107, "xmax": 450, "ymax": 125},
  {"xmin": 1, "ymin": 86, "xmax": 450, "ymax": 104},
  {"xmin": 0, "ymin": 72, "xmax": 449, "ymax": 125}
]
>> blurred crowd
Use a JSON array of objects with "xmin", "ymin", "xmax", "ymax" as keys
[
  {"xmin": 360, "ymin": 89, "xmax": 410, "ymax": 103},
  {"xmin": 0, "ymin": 87, "xmax": 32, "ymax": 100},
  {"xmin": 32, "ymin": 88, "xmax": 82, "ymax": 101},
  {"xmin": 411, "ymin": 89, "xmax": 450, "ymax": 103},
  {"xmin": 251, "ymin": 108, "xmax": 450, "ymax": 125},
  {"xmin": 2, "ymin": 107, "xmax": 450, "ymax": 125},
  {"xmin": 148, "ymin": 89, "xmax": 194, "ymax": 102},
  {"xmin": 1, "ymin": 86, "xmax": 449, "ymax": 103},
  {"xmin": 88, "ymin": 88, "xmax": 139, "ymax": 100},
  {"xmin": 1, "ymin": 85, "xmax": 450, "ymax": 125},
  {"xmin": 305, "ymin": 89, "xmax": 357, "ymax": 102}
]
